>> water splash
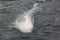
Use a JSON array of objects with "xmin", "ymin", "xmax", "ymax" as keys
[{"xmin": 14, "ymin": 3, "xmax": 43, "ymax": 33}]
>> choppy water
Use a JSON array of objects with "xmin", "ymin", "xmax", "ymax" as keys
[{"xmin": 0, "ymin": 1, "xmax": 60, "ymax": 40}]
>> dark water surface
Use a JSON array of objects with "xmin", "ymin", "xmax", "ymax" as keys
[{"xmin": 0, "ymin": 1, "xmax": 60, "ymax": 40}]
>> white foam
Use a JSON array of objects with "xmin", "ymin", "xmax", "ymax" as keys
[
  {"xmin": 14, "ymin": 3, "xmax": 40, "ymax": 33},
  {"xmin": 15, "ymin": 15, "xmax": 33, "ymax": 33}
]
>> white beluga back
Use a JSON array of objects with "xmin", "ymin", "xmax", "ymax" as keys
[{"xmin": 14, "ymin": 3, "xmax": 43, "ymax": 33}]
